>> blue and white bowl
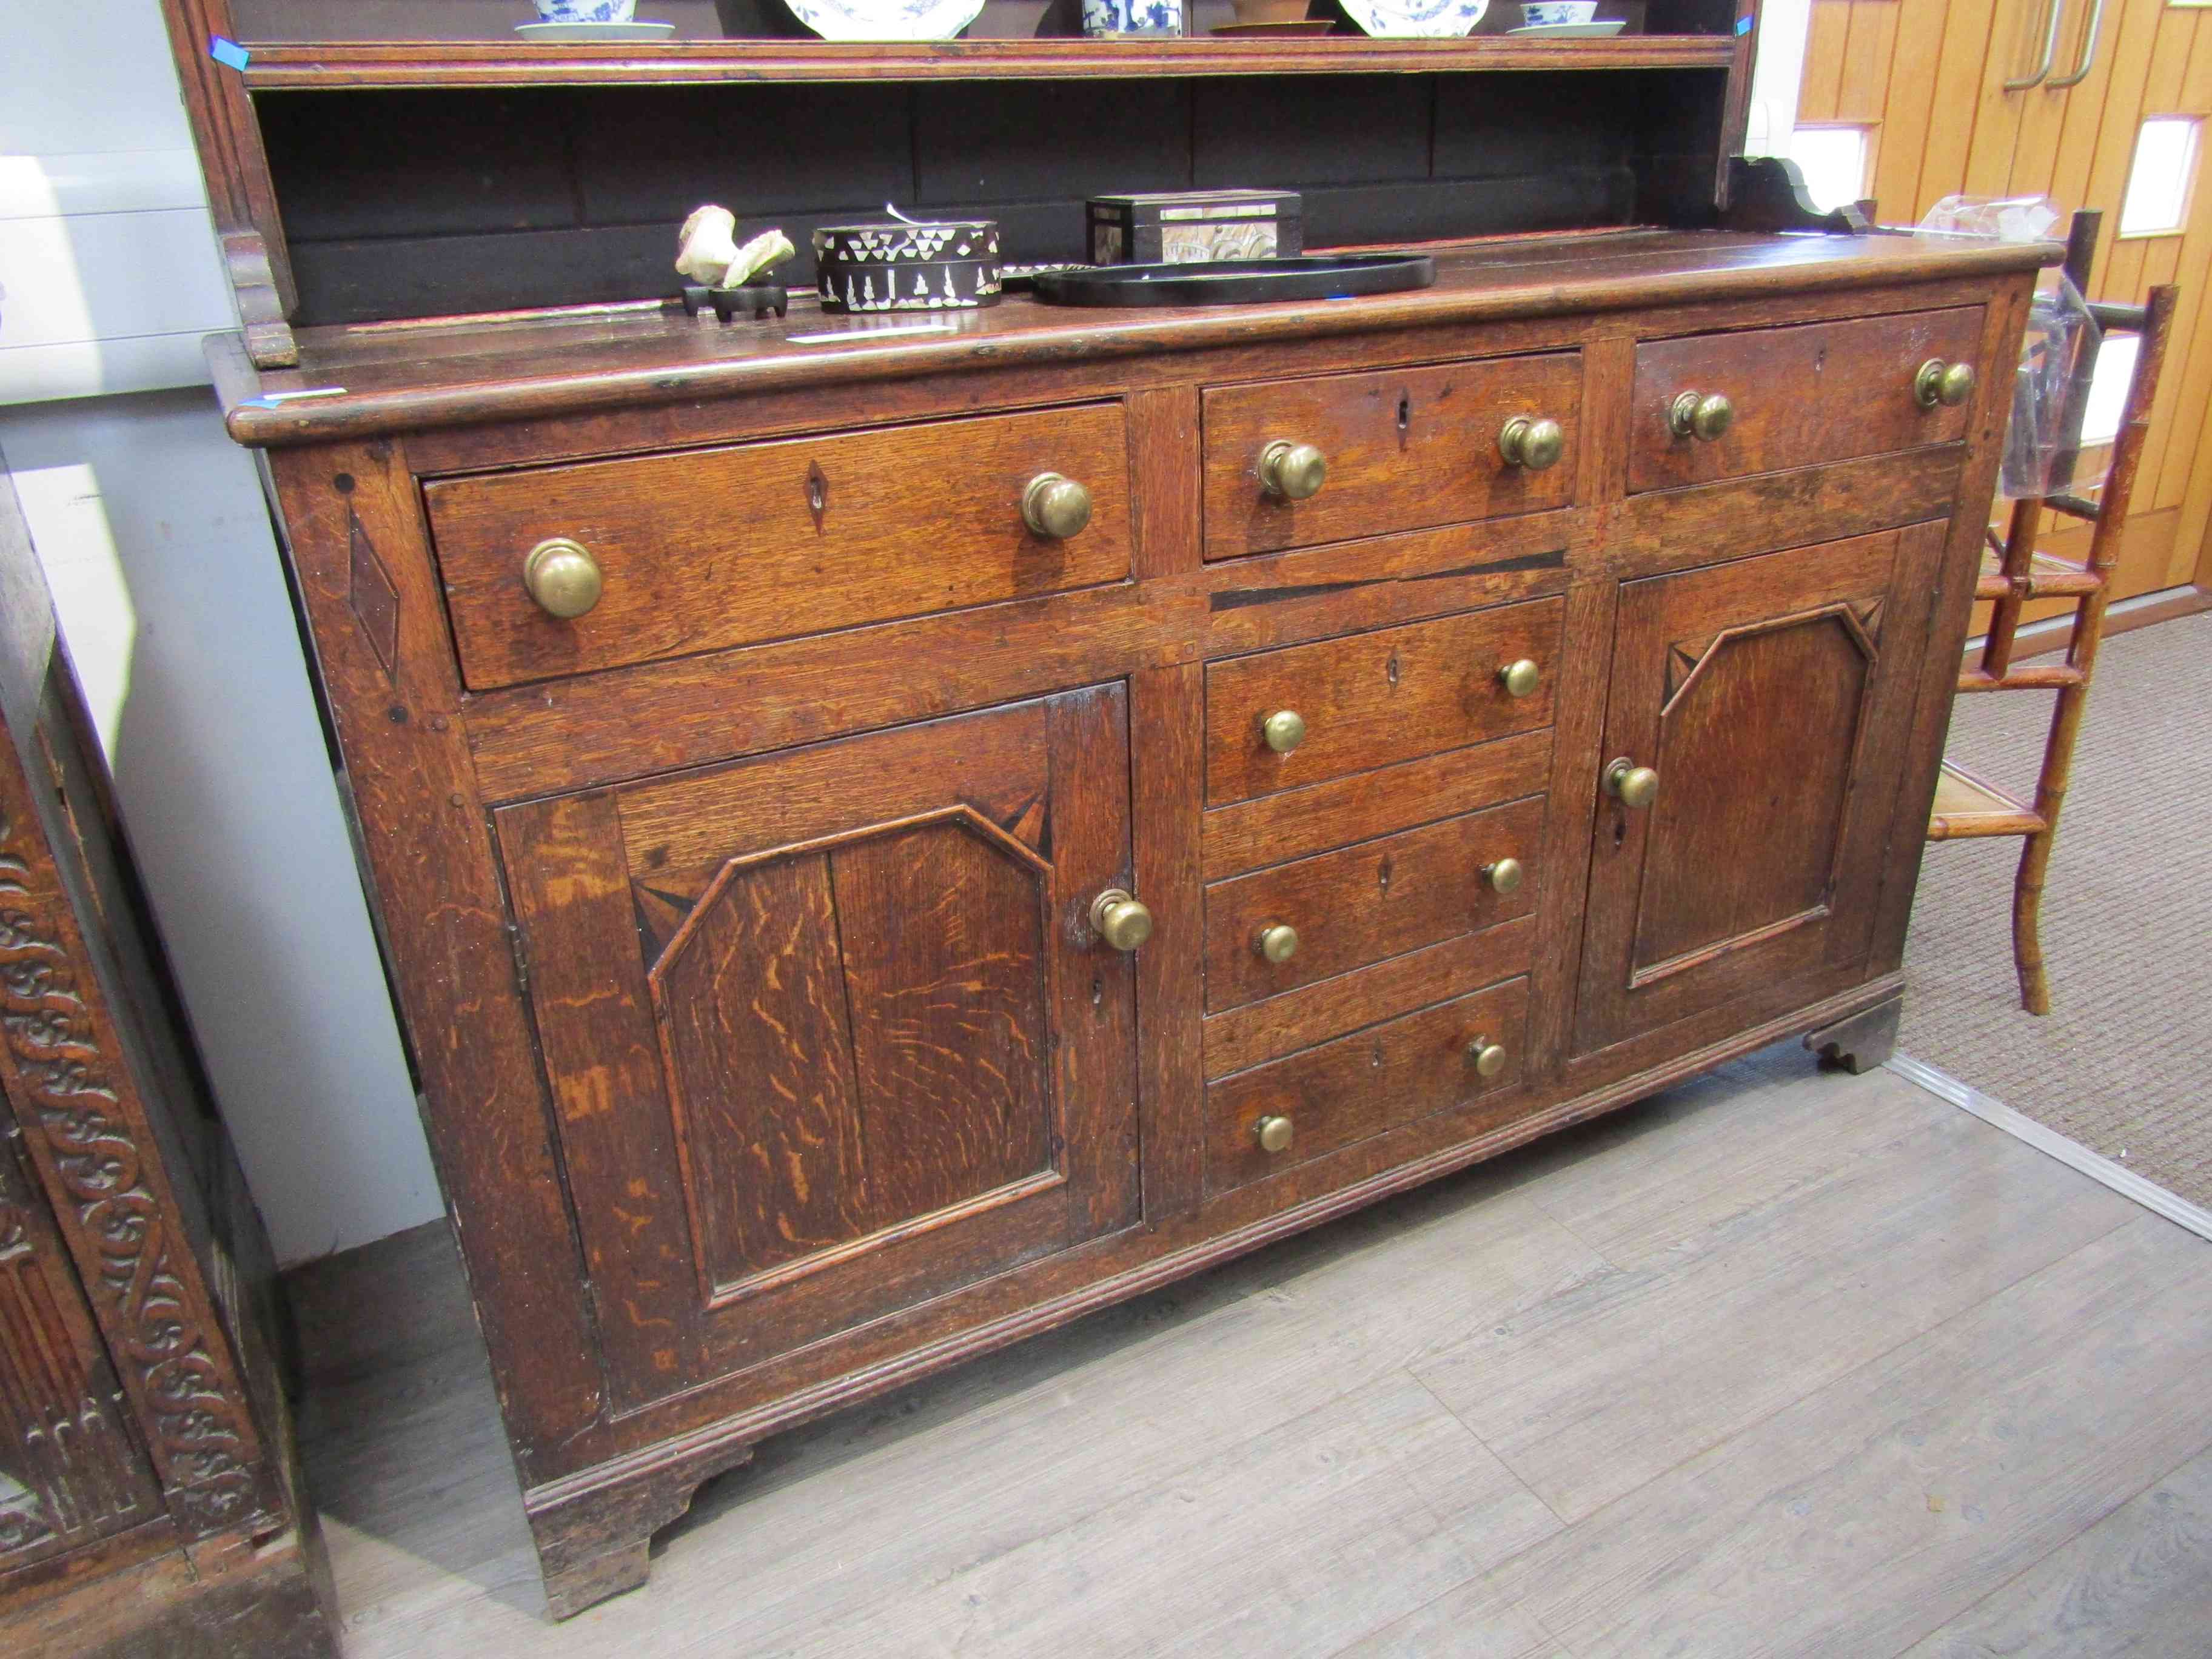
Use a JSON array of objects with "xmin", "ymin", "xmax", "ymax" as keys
[
  {"xmin": 1338, "ymin": 0, "xmax": 1487, "ymax": 38},
  {"xmin": 1084, "ymin": 0, "xmax": 1184, "ymax": 34},
  {"xmin": 1521, "ymin": 1, "xmax": 1596, "ymax": 23},
  {"xmin": 535, "ymin": 0, "xmax": 637, "ymax": 20}
]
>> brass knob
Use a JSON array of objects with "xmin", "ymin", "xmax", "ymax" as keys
[
  {"xmin": 1483, "ymin": 857, "xmax": 1524, "ymax": 896},
  {"xmin": 1496, "ymin": 659, "xmax": 1541, "ymax": 699},
  {"xmin": 1914, "ymin": 358, "xmax": 1976, "ymax": 410},
  {"xmin": 1261, "ymin": 709, "xmax": 1307, "ymax": 754},
  {"xmin": 1466, "ymin": 1035, "xmax": 1507, "ymax": 1079},
  {"xmin": 1089, "ymin": 888, "xmax": 1154, "ymax": 953},
  {"xmin": 1022, "ymin": 472, "xmax": 1093, "ymax": 539},
  {"xmin": 1255, "ymin": 923, "xmax": 1299, "ymax": 964},
  {"xmin": 1497, "ymin": 415, "xmax": 1565, "ymax": 472},
  {"xmin": 523, "ymin": 537, "xmax": 603, "ymax": 620},
  {"xmin": 1604, "ymin": 757, "xmax": 1660, "ymax": 809},
  {"xmin": 1254, "ymin": 1114, "xmax": 1294, "ymax": 1154},
  {"xmin": 1258, "ymin": 440, "xmax": 1328, "ymax": 502},
  {"xmin": 1667, "ymin": 391, "xmax": 1735, "ymax": 442}
]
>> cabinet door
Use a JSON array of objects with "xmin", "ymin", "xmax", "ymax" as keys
[
  {"xmin": 1575, "ymin": 527, "xmax": 1932, "ymax": 1054},
  {"xmin": 497, "ymin": 688, "xmax": 1139, "ymax": 1409}
]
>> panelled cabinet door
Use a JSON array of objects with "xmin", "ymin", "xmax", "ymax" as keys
[
  {"xmin": 0, "ymin": 1106, "xmax": 164, "ymax": 1572},
  {"xmin": 1574, "ymin": 526, "xmax": 1936, "ymax": 1054},
  {"xmin": 498, "ymin": 688, "xmax": 1139, "ymax": 1410}
]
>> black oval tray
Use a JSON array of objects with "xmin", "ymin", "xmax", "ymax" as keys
[{"xmin": 1032, "ymin": 253, "xmax": 1436, "ymax": 307}]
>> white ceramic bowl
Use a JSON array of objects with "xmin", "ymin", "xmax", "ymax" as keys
[{"xmin": 1521, "ymin": 1, "xmax": 1597, "ymax": 23}]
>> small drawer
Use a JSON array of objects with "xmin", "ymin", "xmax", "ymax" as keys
[
  {"xmin": 1204, "ymin": 597, "xmax": 1562, "ymax": 808},
  {"xmin": 424, "ymin": 404, "xmax": 1133, "ymax": 691},
  {"xmin": 1201, "ymin": 352, "xmax": 1581, "ymax": 560},
  {"xmin": 1205, "ymin": 795, "xmax": 1543, "ymax": 1013},
  {"xmin": 1629, "ymin": 307, "xmax": 1982, "ymax": 494},
  {"xmin": 1207, "ymin": 976, "xmax": 1530, "ymax": 1192}
]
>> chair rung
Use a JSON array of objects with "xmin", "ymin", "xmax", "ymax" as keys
[
  {"xmin": 1974, "ymin": 569, "xmax": 2103, "ymax": 601},
  {"xmin": 2044, "ymin": 493, "xmax": 2101, "ymax": 521},
  {"xmin": 1957, "ymin": 665, "xmax": 2085, "ymax": 692},
  {"xmin": 1928, "ymin": 760, "xmax": 2047, "ymax": 841}
]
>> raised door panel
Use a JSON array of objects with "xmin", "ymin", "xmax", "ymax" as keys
[
  {"xmin": 0, "ymin": 1107, "xmax": 163, "ymax": 1575},
  {"xmin": 1574, "ymin": 526, "xmax": 1936, "ymax": 1054},
  {"xmin": 498, "ymin": 689, "xmax": 1139, "ymax": 1409}
]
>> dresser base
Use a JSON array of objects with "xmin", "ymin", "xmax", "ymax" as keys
[{"xmin": 525, "ymin": 972, "xmax": 1905, "ymax": 1617}]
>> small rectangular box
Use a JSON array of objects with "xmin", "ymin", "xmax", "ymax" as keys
[{"xmin": 1087, "ymin": 189, "xmax": 1304, "ymax": 265}]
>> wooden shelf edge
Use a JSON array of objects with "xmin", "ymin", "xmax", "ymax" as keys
[{"xmin": 235, "ymin": 33, "xmax": 1740, "ymax": 90}]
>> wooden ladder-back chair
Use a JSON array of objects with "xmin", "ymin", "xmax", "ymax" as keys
[{"xmin": 1926, "ymin": 207, "xmax": 2179, "ymax": 1015}]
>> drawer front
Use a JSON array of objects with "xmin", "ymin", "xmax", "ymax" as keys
[
  {"xmin": 1628, "ymin": 307, "xmax": 1982, "ymax": 494},
  {"xmin": 1205, "ymin": 794, "xmax": 1543, "ymax": 1013},
  {"xmin": 1204, "ymin": 597, "xmax": 1563, "ymax": 807},
  {"xmin": 1208, "ymin": 976, "xmax": 1530, "ymax": 1192},
  {"xmin": 425, "ymin": 403, "xmax": 1133, "ymax": 690},
  {"xmin": 1201, "ymin": 352, "xmax": 1582, "ymax": 560}
]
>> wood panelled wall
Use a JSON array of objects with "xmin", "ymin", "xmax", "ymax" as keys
[{"xmin": 1800, "ymin": 0, "xmax": 2212, "ymax": 609}]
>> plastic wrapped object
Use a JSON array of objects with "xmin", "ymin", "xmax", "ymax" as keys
[{"xmin": 1915, "ymin": 194, "xmax": 2101, "ymax": 499}]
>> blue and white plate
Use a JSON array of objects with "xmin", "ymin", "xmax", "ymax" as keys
[
  {"xmin": 780, "ymin": 0, "xmax": 985, "ymax": 39},
  {"xmin": 1338, "ymin": 0, "xmax": 1487, "ymax": 36}
]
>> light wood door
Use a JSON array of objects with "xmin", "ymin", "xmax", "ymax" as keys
[
  {"xmin": 496, "ymin": 688, "xmax": 1141, "ymax": 1410},
  {"xmin": 1574, "ymin": 526, "xmax": 1936, "ymax": 1054},
  {"xmin": 1798, "ymin": 0, "xmax": 2212, "ymax": 611}
]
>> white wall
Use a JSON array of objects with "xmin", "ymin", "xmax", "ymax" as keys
[{"xmin": 2, "ymin": 1, "xmax": 440, "ymax": 1262}]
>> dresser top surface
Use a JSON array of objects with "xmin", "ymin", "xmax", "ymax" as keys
[{"xmin": 215, "ymin": 228, "xmax": 2059, "ymax": 448}]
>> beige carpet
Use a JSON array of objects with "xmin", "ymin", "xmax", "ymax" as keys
[{"xmin": 1902, "ymin": 610, "xmax": 2212, "ymax": 1211}]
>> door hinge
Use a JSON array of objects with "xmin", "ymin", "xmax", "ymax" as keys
[{"xmin": 506, "ymin": 922, "xmax": 532, "ymax": 991}]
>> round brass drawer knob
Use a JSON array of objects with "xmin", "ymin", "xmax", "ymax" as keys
[
  {"xmin": 1483, "ymin": 857, "xmax": 1524, "ymax": 896},
  {"xmin": 1498, "ymin": 415, "xmax": 1566, "ymax": 472},
  {"xmin": 1668, "ymin": 390, "xmax": 1735, "ymax": 442},
  {"xmin": 1262, "ymin": 709, "xmax": 1308, "ymax": 754},
  {"xmin": 523, "ymin": 537, "xmax": 604, "ymax": 620},
  {"xmin": 1604, "ymin": 757, "xmax": 1660, "ymax": 810},
  {"xmin": 1497, "ymin": 658, "xmax": 1541, "ymax": 699},
  {"xmin": 1022, "ymin": 472, "xmax": 1093, "ymax": 540},
  {"xmin": 1090, "ymin": 888, "xmax": 1154, "ymax": 953},
  {"xmin": 1914, "ymin": 358, "xmax": 1976, "ymax": 410},
  {"xmin": 1466, "ymin": 1036, "xmax": 1508, "ymax": 1079},
  {"xmin": 1259, "ymin": 440, "xmax": 1328, "ymax": 502},
  {"xmin": 1256, "ymin": 923, "xmax": 1299, "ymax": 964},
  {"xmin": 1255, "ymin": 1114, "xmax": 1295, "ymax": 1155}
]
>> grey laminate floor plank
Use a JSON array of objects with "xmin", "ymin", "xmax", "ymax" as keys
[
  {"xmin": 1899, "ymin": 1441, "xmax": 2212, "ymax": 1658},
  {"xmin": 1413, "ymin": 1092, "xmax": 2141, "ymax": 1521},
  {"xmin": 1485, "ymin": 1215, "xmax": 2212, "ymax": 1659},
  {"xmin": 289, "ymin": 1059, "xmax": 2212, "ymax": 1658},
  {"xmin": 745, "ymin": 1372, "xmax": 1559, "ymax": 1659},
  {"xmin": 320, "ymin": 1180, "xmax": 1605, "ymax": 1654}
]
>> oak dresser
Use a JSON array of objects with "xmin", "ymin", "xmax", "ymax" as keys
[{"xmin": 163, "ymin": 0, "xmax": 2057, "ymax": 1619}]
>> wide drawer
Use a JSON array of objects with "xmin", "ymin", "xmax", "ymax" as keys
[
  {"xmin": 1207, "ymin": 976, "xmax": 1530, "ymax": 1192},
  {"xmin": 424, "ymin": 403, "xmax": 1133, "ymax": 691},
  {"xmin": 1205, "ymin": 794, "xmax": 1543, "ymax": 1013},
  {"xmin": 1201, "ymin": 352, "xmax": 1581, "ymax": 560},
  {"xmin": 1629, "ymin": 307, "xmax": 1982, "ymax": 494},
  {"xmin": 1204, "ymin": 597, "xmax": 1563, "ymax": 807}
]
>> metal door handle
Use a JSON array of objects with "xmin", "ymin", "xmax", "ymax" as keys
[
  {"xmin": 2003, "ymin": 0, "xmax": 2066, "ymax": 90},
  {"xmin": 2046, "ymin": 0, "xmax": 2106, "ymax": 89}
]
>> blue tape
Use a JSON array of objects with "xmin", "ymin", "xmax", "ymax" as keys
[
  {"xmin": 1734, "ymin": 14, "xmax": 1752, "ymax": 33},
  {"xmin": 210, "ymin": 35, "xmax": 250, "ymax": 70}
]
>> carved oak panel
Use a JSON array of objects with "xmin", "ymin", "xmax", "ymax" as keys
[{"xmin": 499, "ymin": 688, "xmax": 1141, "ymax": 1409}]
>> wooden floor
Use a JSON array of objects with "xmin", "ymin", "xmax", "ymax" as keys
[{"xmin": 286, "ymin": 1045, "xmax": 2212, "ymax": 1657}]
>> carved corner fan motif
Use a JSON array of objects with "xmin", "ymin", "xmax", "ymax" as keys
[
  {"xmin": 642, "ymin": 806, "xmax": 1061, "ymax": 1307},
  {"xmin": 0, "ymin": 807, "xmax": 261, "ymax": 1537}
]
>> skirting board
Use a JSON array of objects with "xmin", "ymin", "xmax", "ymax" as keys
[{"xmin": 1889, "ymin": 1052, "xmax": 2212, "ymax": 1244}]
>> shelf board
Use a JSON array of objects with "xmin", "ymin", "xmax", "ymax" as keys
[{"xmin": 235, "ymin": 33, "xmax": 1741, "ymax": 90}]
